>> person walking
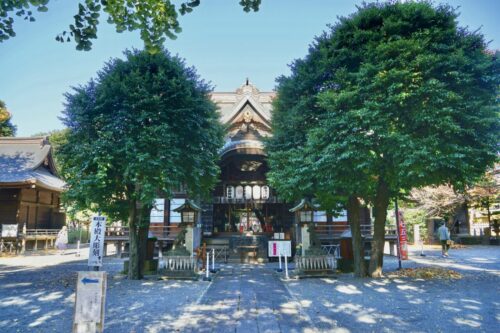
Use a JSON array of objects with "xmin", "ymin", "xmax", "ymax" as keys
[
  {"xmin": 55, "ymin": 226, "xmax": 68, "ymax": 254},
  {"xmin": 437, "ymin": 222, "xmax": 451, "ymax": 257}
]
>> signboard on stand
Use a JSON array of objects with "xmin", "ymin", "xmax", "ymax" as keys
[
  {"xmin": 88, "ymin": 216, "xmax": 106, "ymax": 267},
  {"xmin": 73, "ymin": 271, "xmax": 107, "ymax": 333},
  {"xmin": 268, "ymin": 240, "xmax": 291, "ymax": 257},
  {"xmin": 1, "ymin": 224, "xmax": 18, "ymax": 238}
]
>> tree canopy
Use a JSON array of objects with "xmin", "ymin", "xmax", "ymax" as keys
[
  {"xmin": 267, "ymin": 1, "xmax": 499, "ymax": 277},
  {"xmin": 58, "ymin": 49, "xmax": 224, "ymax": 278},
  {"xmin": 0, "ymin": 0, "xmax": 261, "ymax": 52},
  {"xmin": 0, "ymin": 100, "xmax": 17, "ymax": 137}
]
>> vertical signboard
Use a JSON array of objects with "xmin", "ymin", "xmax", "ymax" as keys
[
  {"xmin": 73, "ymin": 271, "xmax": 107, "ymax": 333},
  {"xmin": 88, "ymin": 216, "xmax": 106, "ymax": 267},
  {"xmin": 398, "ymin": 211, "xmax": 409, "ymax": 260}
]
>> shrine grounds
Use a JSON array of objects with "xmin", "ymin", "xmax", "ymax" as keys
[{"xmin": 0, "ymin": 245, "xmax": 498, "ymax": 332}]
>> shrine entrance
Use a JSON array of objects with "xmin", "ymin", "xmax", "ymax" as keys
[
  {"xmin": 212, "ymin": 202, "xmax": 292, "ymax": 235},
  {"xmin": 201, "ymin": 82, "xmax": 295, "ymax": 261}
]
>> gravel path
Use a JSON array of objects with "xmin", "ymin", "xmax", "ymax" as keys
[
  {"xmin": 285, "ymin": 245, "xmax": 500, "ymax": 333},
  {"xmin": 1, "ymin": 245, "xmax": 498, "ymax": 332},
  {"xmin": 0, "ymin": 248, "xmax": 209, "ymax": 333}
]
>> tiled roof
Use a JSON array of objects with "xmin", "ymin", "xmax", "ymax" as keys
[{"xmin": 0, "ymin": 137, "xmax": 65, "ymax": 191}]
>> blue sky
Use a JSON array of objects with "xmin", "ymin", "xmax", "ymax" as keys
[{"xmin": 1, "ymin": 0, "xmax": 499, "ymax": 136}]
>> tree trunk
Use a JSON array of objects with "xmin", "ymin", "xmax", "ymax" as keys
[
  {"xmin": 347, "ymin": 196, "xmax": 366, "ymax": 277},
  {"xmin": 128, "ymin": 201, "xmax": 141, "ymax": 280},
  {"xmin": 138, "ymin": 205, "xmax": 153, "ymax": 277},
  {"xmin": 369, "ymin": 178, "xmax": 390, "ymax": 278}
]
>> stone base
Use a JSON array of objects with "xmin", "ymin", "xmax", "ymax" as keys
[
  {"xmin": 294, "ymin": 270, "xmax": 337, "ymax": 279},
  {"xmin": 159, "ymin": 270, "xmax": 199, "ymax": 280},
  {"xmin": 123, "ymin": 259, "xmax": 158, "ymax": 275},
  {"xmin": 337, "ymin": 258, "xmax": 369, "ymax": 273}
]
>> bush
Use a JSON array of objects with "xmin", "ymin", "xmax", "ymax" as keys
[
  {"xmin": 68, "ymin": 227, "xmax": 90, "ymax": 244},
  {"xmin": 456, "ymin": 236, "xmax": 483, "ymax": 245},
  {"xmin": 402, "ymin": 209, "xmax": 428, "ymax": 244}
]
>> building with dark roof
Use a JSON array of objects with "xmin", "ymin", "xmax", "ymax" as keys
[{"xmin": 0, "ymin": 137, "xmax": 66, "ymax": 234}]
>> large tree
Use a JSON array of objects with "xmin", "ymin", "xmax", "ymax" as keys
[
  {"xmin": 268, "ymin": 1, "xmax": 499, "ymax": 277},
  {"xmin": 58, "ymin": 49, "xmax": 224, "ymax": 279},
  {"xmin": 0, "ymin": 100, "xmax": 17, "ymax": 136},
  {"xmin": 0, "ymin": 0, "xmax": 261, "ymax": 52}
]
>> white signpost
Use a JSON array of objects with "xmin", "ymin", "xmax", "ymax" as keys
[
  {"xmin": 268, "ymin": 240, "xmax": 292, "ymax": 257},
  {"xmin": 88, "ymin": 216, "xmax": 106, "ymax": 268},
  {"xmin": 73, "ymin": 271, "xmax": 107, "ymax": 333}
]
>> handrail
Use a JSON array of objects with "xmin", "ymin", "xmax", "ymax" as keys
[
  {"xmin": 24, "ymin": 229, "xmax": 59, "ymax": 237},
  {"xmin": 314, "ymin": 224, "xmax": 373, "ymax": 238},
  {"xmin": 314, "ymin": 224, "xmax": 397, "ymax": 237},
  {"xmin": 212, "ymin": 196, "xmax": 283, "ymax": 204},
  {"xmin": 105, "ymin": 225, "xmax": 180, "ymax": 239}
]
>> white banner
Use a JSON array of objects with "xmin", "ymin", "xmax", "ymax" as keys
[{"xmin": 88, "ymin": 216, "xmax": 106, "ymax": 267}]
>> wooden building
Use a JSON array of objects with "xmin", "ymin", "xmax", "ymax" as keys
[{"xmin": 0, "ymin": 137, "xmax": 66, "ymax": 239}]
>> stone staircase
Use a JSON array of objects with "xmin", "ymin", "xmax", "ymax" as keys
[{"xmin": 205, "ymin": 234, "xmax": 270, "ymax": 263}]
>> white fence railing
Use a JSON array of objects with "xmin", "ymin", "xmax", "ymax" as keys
[
  {"xmin": 295, "ymin": 255, "xmax": 337, "ymax": 271},
  {"xmin": 162, "ymin": 256, "xmax": 198, "ymax": 272}
]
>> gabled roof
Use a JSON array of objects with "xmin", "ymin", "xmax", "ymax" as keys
[
  {"xmin": 210, "ymin": 81, "xmax": 275, "ymax": 128},
  {"xmin": 173, "ymin": 199, "xmax": 202, "ymax": 212},
  {"xmin": 222, "ymin": 96, "xmax": 271, "ymax": 128},
  {"xmin": 0, "ymin": 137, "xmax": 65, "ymax": 192},
  {"xmin": 289, "ymin": 198, "xmax": 320, "ymax": 212}
]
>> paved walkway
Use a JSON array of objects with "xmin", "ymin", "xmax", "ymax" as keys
[{"xmin": 165, "ymin": 265, "xmax": 316, "ymax": 333}]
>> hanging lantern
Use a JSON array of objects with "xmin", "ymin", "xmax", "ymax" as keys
[
  {"xmin": 244, "ymin": 185, "xmax": 252, "ymax": 199},
  {"xmin": 252, "ymin": 185, "xmax": 261, "ymax": 199},
  {"xmin": 235, "ymin": 185, "xmax": 244, "ymax": 199},
  {"xmin": 226, "ymin": 185, "xmax": 235, "ymax": 199},
  {"xmin": 261, "ymin": 186, "xmax": 270, "ymax": 200}
]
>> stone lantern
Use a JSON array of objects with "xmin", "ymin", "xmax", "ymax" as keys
[
  {"xmin": 174, "ymin": 199, "xmax": 201, "ymax": 225},
  {"xmin": 173, "ymin": 199, "xmax": 202, "ymax": 255},
  {"xmin": 290, "ymin": 198, "xmax": 317, "ymax": 255}
]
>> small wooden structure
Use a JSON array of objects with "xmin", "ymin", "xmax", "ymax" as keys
[{"xmin": 0, "ymin": 137, "xmax": 66, "ymax": 252}]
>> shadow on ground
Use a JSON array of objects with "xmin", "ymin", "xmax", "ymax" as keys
[
  {"xmin": 287, "ymin": 246, "xmax": 500, "ymax": 332},
  {"xmin": 0, "ymin": 256, "xmax": 207, "ymax": 333}
]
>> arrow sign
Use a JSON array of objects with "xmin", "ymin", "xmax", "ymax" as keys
[{"xmin": 81, "ymin": 277, "xmax": 99, "ymax": 285}]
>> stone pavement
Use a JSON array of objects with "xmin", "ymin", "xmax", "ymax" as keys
[
  {"xmin": 165, "ymin": 264, "xmax": 316, "ymax": 333},
  {"xmin": 287, "ymin": 246, "xmax": 500, "ymax": 333},
  {"xmin": 1, "ymin": 246, "xmax": 498, "ymax": 332}
]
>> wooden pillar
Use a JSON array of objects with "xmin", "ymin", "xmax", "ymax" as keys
[
  {"xmin": 158, "ymin": 240, "xmax": 164, "ymax": 257},
  {"xmin": 246, "ymin": 201, "xmax": 250, "ymax": 231},
  {"xmin": 228, "ymin": 204, "xmax": 231, "ymax": 232},
  {"xmin": 116, "ymin": 241, "xmax": 122, "ymax": 257},
  {"xmin": 34, "ymin": 190, "xmax": 39, "ymax": 230},
  {"xmin": 21, "ymin": 224, "xmax": 26, "ymax": 254},
  {"xmin": 389, "ymin": 241, "xmax": 395, "ymax": 256}
]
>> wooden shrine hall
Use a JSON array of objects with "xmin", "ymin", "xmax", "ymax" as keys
[{"xmin": 0, "ymin": 137, "xmax": 66, "ymax": 252}]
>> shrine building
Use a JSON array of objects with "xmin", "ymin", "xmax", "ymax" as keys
[{"xmin": 147, "ymin": 80, "xmax": 369, "ymax": 260}]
